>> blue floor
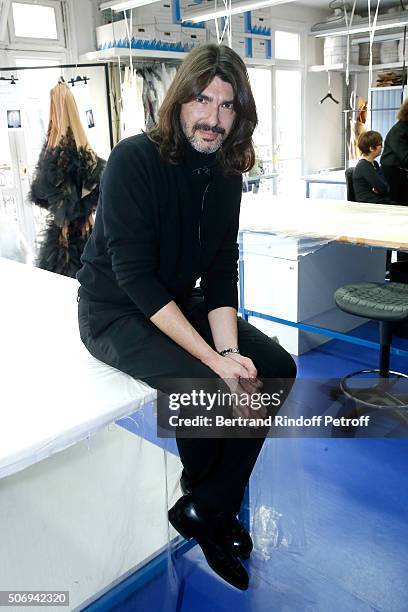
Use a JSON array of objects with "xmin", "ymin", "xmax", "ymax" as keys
[{"xmin": 112, "ymin": 322, "xmax": 408, "ymax": 612}]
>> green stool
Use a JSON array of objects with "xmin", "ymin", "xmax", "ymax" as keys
[{"xmin": 334, "ymin": 282, "xmax": 408, "ymax": 409}]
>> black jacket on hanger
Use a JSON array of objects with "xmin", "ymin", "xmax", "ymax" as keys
[{"xmin": 77, "ymin": 133, "xmax": 242, "ymax": 318}]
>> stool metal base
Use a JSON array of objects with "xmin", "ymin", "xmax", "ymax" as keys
[{"xmin": 340, "ymin": 369, "xmax": 408, "ymax": 410}]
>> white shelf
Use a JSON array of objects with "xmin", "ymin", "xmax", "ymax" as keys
[
  {"xmin": 81, "ymin": 47, "xmax": 274, "ymax": 66},
  {"xmin": 364, "ymin": 61, "xmax": 405, "ymax": 71},
  {"xmin": 81, "ymin": 48, "xmax": 188, "ymax": 62},
  {"xmin": 309, "ymin": 62, "xmax": 406, "ymax": 73}
]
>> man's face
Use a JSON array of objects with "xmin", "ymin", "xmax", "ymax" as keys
[{"xmin": 180, "ymin": 76, "xmax": 236, "ymax": 154}]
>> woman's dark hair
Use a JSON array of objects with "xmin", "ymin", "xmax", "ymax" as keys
[
  {"xmin": 358, "ymin": 130, "xmax": 383, "ymax": 154},
  {"xmin": 397, "ymin": 98, "xmax": 408, "ymax": 122},
  {"xmin": 148, "ymin": 44, "xmax": 258, "ymax": 174}
]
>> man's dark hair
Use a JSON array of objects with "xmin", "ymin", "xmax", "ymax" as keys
[
  {"xmin": 397, "ymin": 98, "xmax": 408, "ymax": 122},
  {"xmin": 148, "ymin": 44, "xmax": 258, "ymax": 175},
  {"xmin": 358, "ymin": 130, "xmax": 383, "ymax": 154}
]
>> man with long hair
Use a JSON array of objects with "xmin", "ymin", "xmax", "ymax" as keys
[{"xmin": 77, "ymin": 44, "xmax": 296, "ymax": 591}]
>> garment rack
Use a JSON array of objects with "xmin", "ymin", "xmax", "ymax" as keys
[{"xmin": 0, "ymin": 62, "xmax": 114, "ymax": 149}]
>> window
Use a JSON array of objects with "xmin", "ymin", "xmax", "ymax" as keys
[
  {"xmin": 12, "ymin": 2, "xmax": 58, "ymax": 39},
  {"xmin": 8, "ymin": 1, "xmax": 65, "ymax": 47},
  {"xmin": 275, "ymin": 31, "xmax": 300, "ymax": 61}
]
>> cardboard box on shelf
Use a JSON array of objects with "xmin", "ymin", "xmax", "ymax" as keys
[
  {"xmin": 230, "ymin": 14, "xmax": 247, "ymax": 33},
  {"xmin": 96, "ymin": 20, "xmax": 158, "ymax": 49},
  {"xmin": 133, "ymin": 24, "xmax": 156, "ymax": 41},
  {"xmin": 96, "ymin": 21, "xmax": 126, "ymax": 49},
  {"xmin": 251, "ymin": 14, "xmax": 271, "ymax": 36},
  {"xmin": 232, "ymin": 36, "xmax": 248, "ymax": 58},
  {"xmin": 155, "ymin": 22, "xmax": 182, "ymax": 44},
  {"xmin": 251, "ymin": 37, "xmax": 270, "ymax": 59},
  {"xmin": 136, "ymin": 2, "xmax": 174, "ymax": 25},
  {"xmin": 181, "ymin": 25, "xmax": 207, "ymax": 48}
]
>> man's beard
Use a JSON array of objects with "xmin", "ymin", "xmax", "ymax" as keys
[{"xmin": 183, "ymin": 121, "xmax": 226, "ymax": 154}]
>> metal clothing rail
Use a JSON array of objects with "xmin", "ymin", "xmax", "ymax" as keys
[{"xmin": 0, "ymin": 62, "xmax": 114, "ymax": 149}]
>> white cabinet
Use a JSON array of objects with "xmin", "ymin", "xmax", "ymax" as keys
[{"xmin": 241, "ymin": 231, "xmax": 387, "ymax": 355}]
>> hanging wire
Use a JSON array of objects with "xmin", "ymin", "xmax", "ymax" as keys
[
  {"xmin": 368, "ymin": 0, "xmax": 381, "ymax": 95},
  {"xmin": 402, "ymin": 25, "xmax": 407, "ymax": 103},
  {"xmin": 214, "ymin": 0, "xmax": 232, "ymax": 46},
  {"xmin": 343, "ymin": 0, "xmax": 357, "ymax": 86},
  {"xmin": 123, "ymin": 8, "xmax": 134, "ymax": 73}
]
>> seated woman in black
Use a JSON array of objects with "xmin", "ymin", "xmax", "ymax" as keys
[{"xmin": 353, "ymin": 130, "xmax": 391, "ymax": 204}]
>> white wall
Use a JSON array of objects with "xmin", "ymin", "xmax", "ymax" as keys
[{"xmin": 68, "ymin": 0, "xmax": 97, "ymax": 60}]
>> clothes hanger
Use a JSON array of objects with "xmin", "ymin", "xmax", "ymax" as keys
[
  {"xmin": 68, "ymin": 75, "xmax": 90, "ymax": 87},
  {"xmin": 320, "ymin": 71, "xmax": 339, "ymax": 105},
  {"xmin": 0, "ymin": 75, "xmax": 18, "ymax": 84}
]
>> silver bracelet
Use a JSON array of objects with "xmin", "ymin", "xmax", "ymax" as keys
[{"xmin": 219, "ymin": 347, "xmax": 240, "ymax": 357}]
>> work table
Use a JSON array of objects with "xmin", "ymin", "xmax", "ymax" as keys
[{"xmin": 239, "ymin": 195, "xmax": 408, "ymax": 251}]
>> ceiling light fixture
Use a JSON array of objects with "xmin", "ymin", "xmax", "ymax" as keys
[
  {"xmin": 183, "ymin": 0, "xmax": 295, "ymax": 24},
  {"xmin": 100, "ymin": 0, "xmax": 159, "ymax": 11}
]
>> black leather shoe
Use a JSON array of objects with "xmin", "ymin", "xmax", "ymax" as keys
[
  {"xmin": 168, "ymin": 494, "xmax": 249, "ymax": 591},
  {"xmin": 224, "ymin": 516, "xmax": 253, "ymax": 560},
  {"xmin": 180, "ymin": 475, "xmax": 253, "ymax": 560}
]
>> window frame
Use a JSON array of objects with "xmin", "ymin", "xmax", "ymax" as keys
[
  {"xmin": 8, "ymin": 48, "xmax": 67, "ymax": 66},
  {"xmin": 274, "ymin": 30, "xmax": 301, "ymax": 63},
  {"xmin": 270, "ymin": 18, "xmax": 306, "ymax": 68},
  {"xmin": 8, "ymin": 0, "xmax": 66, "ymax": 50},
  {"xmin": 269, "ymin": 19, "xmax": 307, "ymax": 175}
]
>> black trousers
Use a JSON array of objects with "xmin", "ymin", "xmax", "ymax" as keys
[{"xmin": 78, "ymin": 289, "xmax": 297, "ymax": 515}]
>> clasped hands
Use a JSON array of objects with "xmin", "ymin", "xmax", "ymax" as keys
[{"xmin": 213, "ymin": 352, "xmax": 267, "ymax": 419}]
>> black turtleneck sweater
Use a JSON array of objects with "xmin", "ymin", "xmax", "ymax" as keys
[{"xmin": 76, "ymin": 132, "xmax": 242, "ymax": 318}]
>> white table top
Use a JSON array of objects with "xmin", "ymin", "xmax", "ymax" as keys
[
  {"xmin": 0, "ymin": 258, "xmax": 156, "ymax": 479},
  {"xmin": 239, "ymin": 195, "xmax": 408, "ymax": 251},
  {"xmin": 301, "ymin": 170, "xmax": 346, "ymax": 183}
]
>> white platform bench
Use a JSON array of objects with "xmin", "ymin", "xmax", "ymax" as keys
[{"xmin": 0, "ymin": 257, "xmax": 182, "ymax": 611}]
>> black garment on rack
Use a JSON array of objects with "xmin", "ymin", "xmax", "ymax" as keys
[{"xmin": 29, "ymin": 131, "xmax": 105, "ymax": 277}]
